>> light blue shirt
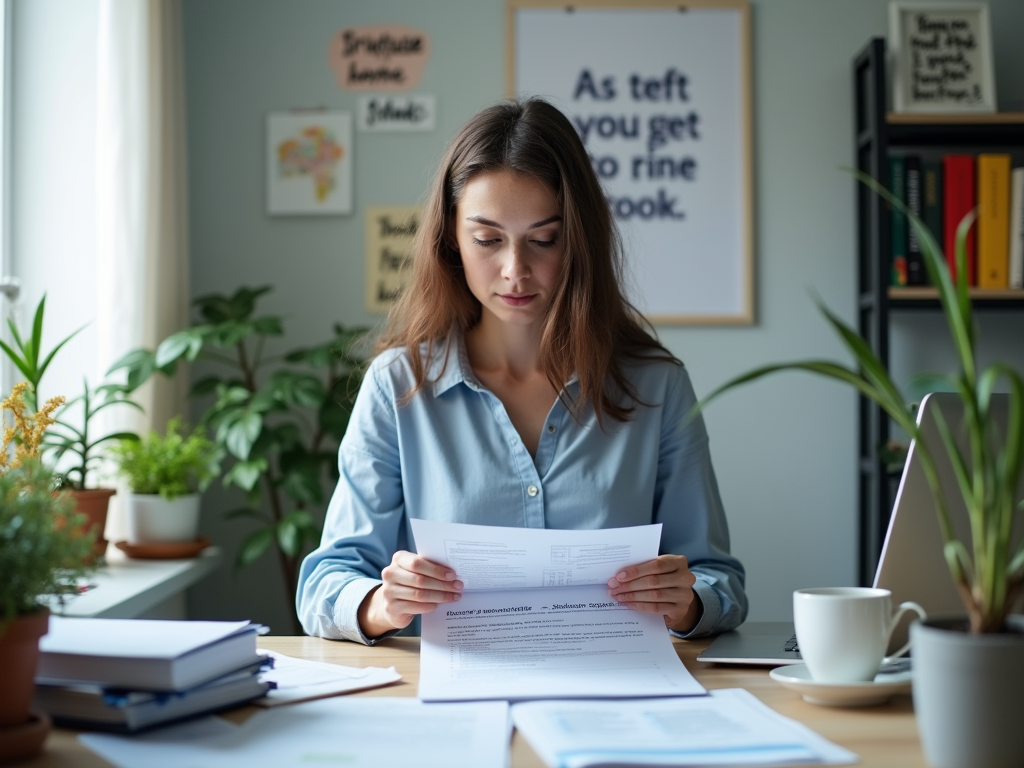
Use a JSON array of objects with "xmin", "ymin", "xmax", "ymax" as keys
[{"xmin": 297, "ymin": 334, "xmax": 747, "ymax": 643}]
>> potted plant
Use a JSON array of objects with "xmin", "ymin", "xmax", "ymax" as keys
[
  {"xmin": 42, "ymin": 382, "xmax": 140, "ymax": 561},
  {"xmin": 108, "ymin": 286, "xmax": 368, "ymax": 632},
  {"xmin": 0, "ymin": 386, "xmax": 94, "ymax": 762},
  {"xmin": 694, "ymin": 174, "xmax": 1023, "ymax": 768},
  {"xmin": 0, "ymin": 296, "xmax": 140, "ymax": 562},
  {"xmin": 109, "ymin": 416, "xmax": 222, "ymax": 544}
]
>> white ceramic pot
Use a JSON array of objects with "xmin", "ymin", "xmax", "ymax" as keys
[
  {"xmin": 912, "ymin": 615, "xmax": 1024, "ymax": 768},
  {"xmin": 124, "ymin": 493, "xmax": 201, "ymax": 544}
]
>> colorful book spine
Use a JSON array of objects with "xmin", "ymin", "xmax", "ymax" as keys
[
  {"xmin": 942, "ymin": 154, "xmax": 976, "ymax": 285},
  {"xmin": 922, "ymin": 160, "xmax": 943, "ymax": 282},
  {"xmin": 889, "ymin": 155, "xmax": 908, "ymax": 287},
  {"xmin": 1010, "ymin": 167, "xmax": 1024, "ymax": 290},
  {"xmin": 976, "ymin": 154, "xmax": 1011, "ymax": 288},
  {"xmin": 904, "ymin": 155, "xmax": 925, "ymax": 285}
]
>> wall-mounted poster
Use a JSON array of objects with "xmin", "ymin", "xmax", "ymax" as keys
[
  {"xmin": 329, "ymin": 25, "xmax": 431, "ymax": 91},
  {"xmin": 366, "ymin": 205, "xmax": 420, "ymax": 313},
  {"xmin": 509, "ymin": 0, "xmax": 753, "ymax": 324},
  {"xmin": 888, "ymin": 2, "xmax": 996, "ymax": 113},
  {"xmin": 267, "ymin": 112, "xmax": 352, "ymax": 215}
]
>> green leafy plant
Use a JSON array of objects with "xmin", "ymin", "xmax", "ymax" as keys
[
  {"xmin": 110, "ymin": 416, "xmax": 223, "ymax": 500},
  {"xmin": 43, "ymin": 381, "xmax": 141, "ymax": 491},
  {"xmin": 0, "ymin": 382, "xmax": 95, "ymax": 628},
  {"xmin": 109, "ymin": 286, "xmax": 369, "ymax": 628},
  {"xmin": 694, "ymin": 172, "xmax": 1024, "ymax": 634},
  {"xmin": 0, "ymin": 459, "xmax": 95, "ymax": 626},
  {"xmin": 0, "ymin": 295, "xmax": 83, "ymax": 411}
]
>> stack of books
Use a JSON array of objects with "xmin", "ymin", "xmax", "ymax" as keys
[
  {"xmin": 889, "ymin": 153, "xmax": 1024, "ymax": 289},
  {"xmin": 33, "ymin": 617, "xmax": 271, "ymax": 732}
]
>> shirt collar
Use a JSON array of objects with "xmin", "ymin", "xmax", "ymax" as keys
[
  {"xmin": 429, "ymin": 327, "xmax": 580, "ymax": 396},
  {"xmin": 431, "ymin": 329, "xmax": 476, "ymax": 396}
]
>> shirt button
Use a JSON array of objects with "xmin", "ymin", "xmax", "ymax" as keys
[
  {"xmin": 527, "ymin": 485, "xmax": 539, "ymax": 497},
  {"xmin": 547, "ymin": 424, "xmax": 556, "ymax": 433}
]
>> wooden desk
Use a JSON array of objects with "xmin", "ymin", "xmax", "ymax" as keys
[{"xmin": 27, "ymin": 636, "xmax": 926, "ymax": 767}]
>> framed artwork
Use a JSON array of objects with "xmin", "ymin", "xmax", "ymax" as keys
[
  {"xmin": 888, "ymin": 2, "xmax": 996, "ymax": 114},
  {"xmin": 508, "ymin": 0, "xmax": 753, "ymax": 325},
  {"xmin": 267, "ymin": 112, "xmax": 353, "ymax": 215}
]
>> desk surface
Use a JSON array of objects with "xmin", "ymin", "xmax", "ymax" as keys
[{"xmin": 27, "ymin": 635, "xmax": 925, "ymax": 768}]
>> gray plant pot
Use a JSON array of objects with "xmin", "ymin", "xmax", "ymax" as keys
[{"xmin": 912, "ymin": 615, "xmax": 1024, "ymax": 768}]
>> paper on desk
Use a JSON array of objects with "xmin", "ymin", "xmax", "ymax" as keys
[
  {"xmin": 255, "ymin": 650, "xmax": 401, "ymax": 705},
  {"xmin": 410, "ymin": 519, "xmax": 662, "ymax": 590},
  {"xmin": 80, "ymin": 697, "xmax": 511, "ymax": 768},
  {"xmin": 512, "ymin": 688, "xmax": 858, "ymax": 768}
]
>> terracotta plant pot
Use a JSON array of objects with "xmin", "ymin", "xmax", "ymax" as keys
[
  {"xmin": 0, "ymin": 610, "xmax": 49, "ymax": 728},
  {"xmin": 65, "ymin": 488, "xmax": 116, "ymax": 562},
  {"xmin": 0, "ymin": 610, "xmax": 52, "ymax": 763},
  {"xmin": 912, "ymin": 615, "xmax": 1024, "ymax": 768}
]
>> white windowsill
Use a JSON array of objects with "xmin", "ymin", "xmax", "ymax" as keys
[{"xmin": 41, "ymin": 545, "xmax": 222, "ymax": 620}]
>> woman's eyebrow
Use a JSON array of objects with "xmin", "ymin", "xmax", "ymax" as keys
[{"xmin": 465, "ymin": 214, "xmax": 563, "ymax": 228}]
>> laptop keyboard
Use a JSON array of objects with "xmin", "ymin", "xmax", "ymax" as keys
[{"xmin": 783, "ymin": 634, "xmax": 799, "ymax": 653}]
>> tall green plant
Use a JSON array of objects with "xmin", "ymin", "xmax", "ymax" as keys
[
  {"xmin": 109, "ymin": 286, "xmax": 368, "ymax": 628},
  {"xmin": 694, "ymin": 172, "xmax": 1024, "ymax": 634},
  {"xmin": 0, "ymin": 295, "xmax": 83, "ymax": 410}
]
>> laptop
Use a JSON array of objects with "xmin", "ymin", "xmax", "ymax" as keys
[{"xmin": 697, "ymin": 392, "xmax": 1024, "ymax": 666}]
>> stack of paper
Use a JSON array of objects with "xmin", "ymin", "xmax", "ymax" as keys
[
  {"xmin": 511, "ymin": 689, "xmax": 857, "ymax": 767},
  {"xmin": 34, "ymin": 618, "xmax": 269, "ymax": 731}
]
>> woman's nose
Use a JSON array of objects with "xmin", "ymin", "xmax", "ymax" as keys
[{"xmin": 502, "ymin": 242, "xmax": 531, "ymax": 281}]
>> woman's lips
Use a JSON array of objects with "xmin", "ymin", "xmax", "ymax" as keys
[{"xmin": 499, "ymin": 293, "xmax": 536, "ymax": 307}]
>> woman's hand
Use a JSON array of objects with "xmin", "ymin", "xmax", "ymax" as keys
[
  {"xmin": 358, "ymin": 550, "xmax": 463, "ymax": 638},
  {"xmin": 606, "ymin": 554, "xmax": 702, "ymax": 633}
]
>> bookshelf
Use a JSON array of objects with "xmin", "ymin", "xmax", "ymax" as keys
[{"xmin": 852, "ymin": 38, "xmax": 1024, "ymax": 584}]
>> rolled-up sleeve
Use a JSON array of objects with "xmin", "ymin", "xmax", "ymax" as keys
[
  {"xmin": 296, "ymin": 358, "xmax": 405, "ymax": 643},
  {"xmin": 656, "ymin": 367, "xmax": 748, "ymax": 638}
]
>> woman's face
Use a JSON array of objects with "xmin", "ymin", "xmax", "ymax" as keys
[{"xmin": 454, "ymin": 170, "xmax": 564, "ymax": 331}]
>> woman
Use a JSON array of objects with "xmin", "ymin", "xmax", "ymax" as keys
[{"xmin": 297, "ymin": 97, "xmax": 747, "ymax": 643}]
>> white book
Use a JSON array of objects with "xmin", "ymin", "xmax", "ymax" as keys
[
  {"xmin": 37, "ymin": 618, "xmax": 263, "ymax": 691},
  {"xmin": 1010, "ymin": 167, "xmax": 1024, "ymax": 289},
  {"xmin": 33, "ymin": 661, "xmax": 269, "ymax": 732}
]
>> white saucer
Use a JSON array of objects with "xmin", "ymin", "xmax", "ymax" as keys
[{"xmin": 769, "ymin": 663, "xmax": 912, "ymax": 707}]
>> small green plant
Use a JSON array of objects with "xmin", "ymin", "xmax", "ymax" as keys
[
  {"xmin": 694, "ymin": 171, "xmax": 1024, "ymax": 634},
  {"xmin": 110, "ymin": 417, "xmax": 223, "ymax": 500},
  {"xmin": 43, "ymin": 381, "xmax": 140, "ymax": 490},
  {"xmin": 109, "ymin": 286, "xmax": 369, "ymax": 631}
]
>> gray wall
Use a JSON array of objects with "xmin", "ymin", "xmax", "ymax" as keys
[{"xmin": 180, "ymin": 0, "xmax": 1024, "ymax": 634}]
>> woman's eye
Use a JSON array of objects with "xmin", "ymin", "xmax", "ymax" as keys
[
  {"xmin": 472, "ymin": 237, "xmax": 499, "ymax": 247},
  {"xmin": 533, "ymin": 238, "xmax": 558, "ymax": 248}
]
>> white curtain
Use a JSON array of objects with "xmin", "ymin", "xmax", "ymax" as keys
[{"xmin": 95, "ymin": 0, "xmax": 190, "ymax": 538}]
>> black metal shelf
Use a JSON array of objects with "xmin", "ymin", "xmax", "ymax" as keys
[{"xmin": 852, "ymin": 38, "xmax": 1024, "ymax": 585}]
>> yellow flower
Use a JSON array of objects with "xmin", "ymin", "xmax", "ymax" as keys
[{"xmin": 0, "ymin": 382, "xmax": 65, "ymax": 471}]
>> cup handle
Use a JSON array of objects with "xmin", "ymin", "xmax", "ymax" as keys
[{"xmin": 882, "ymin": 601, "xmax": 927, "ymax": 661}]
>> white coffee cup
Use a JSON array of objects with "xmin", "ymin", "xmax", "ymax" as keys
[{"xmin": 793, "ymin": 587, "xmax": 926, "ymax": 683}]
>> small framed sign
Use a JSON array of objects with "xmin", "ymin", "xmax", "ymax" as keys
[{"xmin": 888, "ymin": 2, "xmax": 996, "ymax": 114}]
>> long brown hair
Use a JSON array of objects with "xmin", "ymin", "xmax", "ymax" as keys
[{"xmin": 376, "ymin": 97, "xmax": 678, "ymax": 424}]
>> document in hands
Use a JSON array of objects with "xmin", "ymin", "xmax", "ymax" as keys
[{"xmin": 411, "ymin": 520, "xmax": 705, "ymax": 701}]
